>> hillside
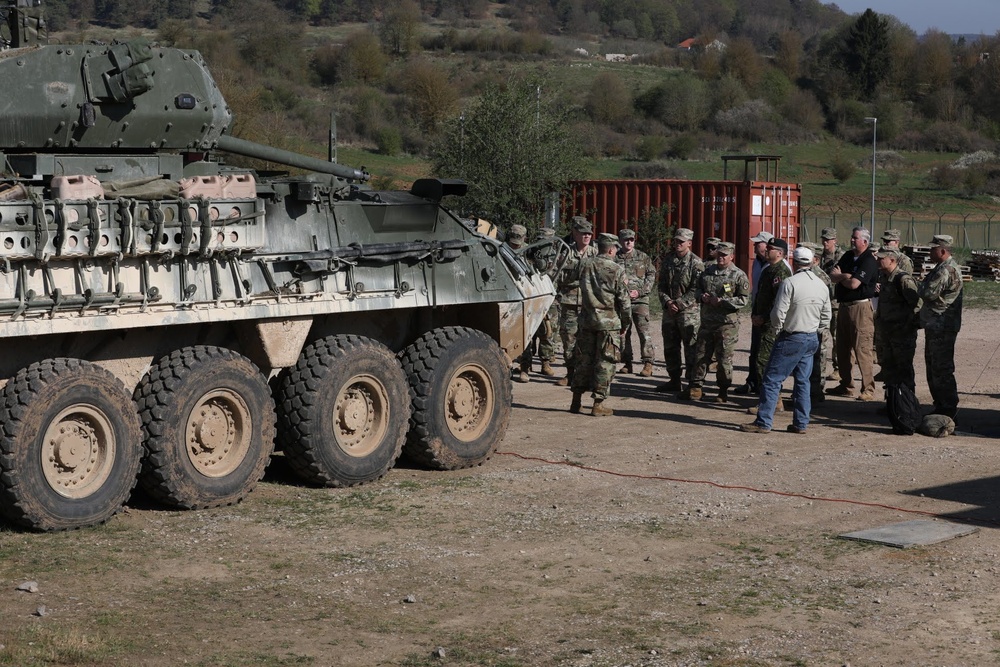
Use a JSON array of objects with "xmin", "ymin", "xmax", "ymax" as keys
[{"xmin": 38, "ymin": 0, "xmax": 1000, "ymax": 233}]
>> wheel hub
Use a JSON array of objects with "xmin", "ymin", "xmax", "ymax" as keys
[
  {"xmin": 51, "ymin": 421, "xmax": 97, "ymax": 473},
  {"xmin": 191, "ymin": 404, "xmax": 235, "ymax": 455},
  {"xmin": 448, "ymin": 379, "xmax": 477, "ymax": 422},
  {"xmin": 337, "ymin": 389, "xmax": 372, "ymax": 438},
  {"xmin": 443, "ymin": 364, "xmax": 495, "ymax": 442},
  {"xmin": 332, "ymin": 375, "xmax": 390, "ymax": 457}
]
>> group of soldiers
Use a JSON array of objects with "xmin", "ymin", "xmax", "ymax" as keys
[{"xmin": 507, "ymin": 216, "xmax": 964, "ymax": 424}]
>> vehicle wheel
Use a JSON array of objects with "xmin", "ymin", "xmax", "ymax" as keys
[
  {"xmin": 0, "ymin": 359, "xmax": 142, "ymax": 531},
  {"xmin": 277, "ymin": 335, "xmax": 410, "ymax": 487},
  {"xmin": 135, "ymin": 346, "xmax": 275, "ymax": 509},
  {"xmin": 401, "ymin": 327, "xmax": 511, "ymax": 470}
]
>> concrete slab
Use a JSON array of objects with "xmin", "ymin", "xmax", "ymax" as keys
[{"xmin": 839, "ymin": 519, "xmax": 978, "ymax": 548}]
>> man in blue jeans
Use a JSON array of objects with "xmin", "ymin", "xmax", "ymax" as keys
[{"xmin": 741, "ymin": 246, "xmax": 831, "ymax": 434}]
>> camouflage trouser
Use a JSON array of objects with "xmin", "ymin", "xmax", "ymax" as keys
[
  {"xmin": 756, "ymin": 325, "xmax": 778, "ymax": 380},
  {"xmin": 877, "ymin": 325, "xmax": 917, "ymax": 388},
  {"xmin": 829, "ymin": 304, "xmax": 839, "ymax": 372},
  {"xmin": 519, "ymin": 303, "xmax": 559, "ymax": 366},
  {"xmin": 622, "ymin": 303, "xmax": 654, "ymax": 363},
  {"xmin": 690, "ymin": 321, "xmax": 738, "ymax": 389},
  {"xmin": 809, "ymin": 329, "xmax": 830, "ymax": 396},
  {"xmin": 661, "ymin": 313, "xmax": 699, "ymax": 382},
  {"xmin": 571, "ymin": 328, "xmax": 621, "ymax": 400},
  {"xmin": 924, "ymin": 329, "xmax": 958, "ymax": 414},
  {"xmin": 559, "ymin": 304, "xmax": 581, "ymax": 375}
]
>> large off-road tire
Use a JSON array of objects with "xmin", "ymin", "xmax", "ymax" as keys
[
  {"xmin": 0, "ymin": 359, "xmax": 142, "ymax": 531},
  {"xmin": 135, "ymin": 346, "xmax": 275, "ymax": 509},
  {"xmin": 401, "ymin": 327, "xmax": 512, "ymax": 470},
  {"xmin": 277, "ymin": 335, "xmax": 410, "ymax": 487}
]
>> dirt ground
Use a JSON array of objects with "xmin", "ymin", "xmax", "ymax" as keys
[{"xmin": 2, "ymin": 311, "xmax": 1000, "ymax": 667}]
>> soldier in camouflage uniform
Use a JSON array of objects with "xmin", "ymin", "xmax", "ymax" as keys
[
  {"xmin": 918, "ymin": 235, "xmax": 963, "ymax": 419},
  {"xmin": 753, "ymin": 238, "xmax": 792, "ymax": 381},
  {"xmin": 570, "ymin": 234, "xmax": 631, "ymax": 417},
  {"xmin": 820, "ymin": 228, "xmax": 844, "ymax": 381},
  {"xmin": 681, "ymin": 242, "xmax": 750, "ymax": 402},
  {"xmin": 516, "ymin": 226, "xmax": 560, "ymax": 382},
  {"xmin": 556, "ymin": 216, "xmax": 598, "ymax": 386},
  {"xmin": 656, "ymin": 228, "xmax": 703, "ymax": 392},
  {"xmin": 879, "ymin": 229, "xmax": 914, "ymax": 276},
  {"xmin": 615, "ymin": 228, "xmax": 656, "ymax": 377},
  {"xmin": 874, "ymin": 247, "xmax": 921, "ymax": 389}
]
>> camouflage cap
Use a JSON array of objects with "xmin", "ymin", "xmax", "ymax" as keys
[
  {"xmin": 706, "ymin": 236, "xmax": 722, "ymax": 248},
  {"xmin": 750, "ymin": 231, "xmax": 774, "ymax": 243},
  {"xmin": 715, "ymin": 241, "xmax": 735, "ymax": 256},
  {"xmin": 536, "ymin": 227, "xmax": 555, "ymax": 239},
  {"xmin": 919, "ymin": 414, "xmax": 955, "ymax": 438},
  {"xmin": 508, "ymin": 224, "xmax": 527, "ymax": 240},
  {"xmin": 876, "ymin": 246, "xmax": 901, "ymax": 260},
  {"xmin": 618, "ymin": 228, "xmax": 636, "ymax": 240},
  {"xmin": 571, "ymin": 216, "xmax": 593, "ymax": 233},
  {"xmin": 674, "ymin": 228, "xmax": 694, "ymax": 241},
  {"xmin": 929, "ymin": 234, "xmax": 953, "ymax": 248},
  {"xmin": 821, "ymin": 227, "xmax": 838, "ymax": 240},
  {"xmin": 597, "ymin": 232, "xmax": 620, "ymax": 248},
  {"xmin": 881, "ymin": 229, "xmax": 902, "ymax": 242},
  {"xmin": 797, "ymin": 241, "xmax": 822, "ymax": 254}
]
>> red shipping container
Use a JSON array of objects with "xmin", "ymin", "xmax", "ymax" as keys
[{"xmin": 565, "ymin": 179, "xmax": 801, "ymax": 276}]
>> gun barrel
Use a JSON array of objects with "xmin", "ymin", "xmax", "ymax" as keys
[{"xmin": 216, "ymin": 135, "xmax": 369, "ymax": 182}]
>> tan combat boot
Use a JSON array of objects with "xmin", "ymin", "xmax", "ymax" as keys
[
  {"xmin": 620, "ymin": 362, "xmax": 633, "ymax": 374},
  {"xmin": 570, "ymin": 392, "xmax": 583, "ymax": 414},
  {"xmin": 556, "ymin": 376, "xmax": 569, "ymax": 387},
  {"xmin": 541, "ymin": 361, "xmax": 556, "ymax": 377},
  {"xmin": 715, "ymin": 388, "xmax": 729, "ymax": 404},
  {"xmin": 591, "ymin": 399, "xmax": 614, "ymax": 416},
  {"xmin": 516, "ymin": 364, "xmax": 530, "ymax": 383},
  {"xmin": 679, "ymin": 387, "xmax": 702, "ymax": 400},
  {"xmin": 639, "ymin": 362, "xmax": 653, "ymax": 377}
]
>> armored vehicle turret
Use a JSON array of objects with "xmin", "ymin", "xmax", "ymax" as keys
[{"xmin": 0, "ymin": 2, "xmax": 556, "ymax": 530}]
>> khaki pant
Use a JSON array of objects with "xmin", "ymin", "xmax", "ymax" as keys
[{"xmin": 836, "ymin": 299, "xmax": 875, "ymax": 395}]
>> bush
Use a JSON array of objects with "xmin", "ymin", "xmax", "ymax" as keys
[
  {"xmin": 714, "ymin": 99, "xmax": 779, "ymax": 141},
  {"xmin": 925, "ymin": 165, "xmax": 962, "ymax": 190},
  {"xmin": 921, "ymin": 122, "xmax": 980, "ymax": 153},
  {"xmin": 376, "ymin": 127, "xmax": 403, "ymax": 156},
  {"xmin": 620, "ymin": 162, "xmax": 688, "ymax": 179},
  {"xmin": 668, "ymin": 134, "xmax": 698, "ymax": 159},
  {"xmin": 635, "ymin": 135, "xmax": 667, "ymax": 161},
  {"xmin": 830, "ymin": 152, "xmax": 856, "ymax": 183}
]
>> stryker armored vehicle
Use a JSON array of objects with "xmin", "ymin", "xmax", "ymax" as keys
[{"xmin": 0, "ymin": 1, "xmax": 556, "ymax": 530}]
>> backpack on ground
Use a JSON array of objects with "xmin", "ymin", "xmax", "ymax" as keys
[{"xmin": 885, "ymin": 383, "xmax": 921, "ymax": 435}]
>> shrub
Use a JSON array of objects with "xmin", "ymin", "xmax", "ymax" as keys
[
  {"xmin": 376, "ymin": 127, "xmax": 403, "ymax": 156},
  {"xmin": 620, "ymin": 162, "xmax": 688, "ymax": 179},
  {"xmin": 635, "ymin": 135, "xmax": 667, "ymax": 161},
  {"xmin": 714, "ymin": 99, "xmax": 778, "ymax": 141},
  {"xmin": 830, "ymin": 152, "xmax": 856, "ymax": 183},
  {"xmin": 668, "ymin": 134, "xmax": 698, "ymax": 159},
  {"xmin": 925, "ymin": 165, "xmax": 962, "ymax": 190}
]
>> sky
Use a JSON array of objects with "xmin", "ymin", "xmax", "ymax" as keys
[{"xmin": 825, "ymin": 0, "xmax": 1000, "ymax": 36}]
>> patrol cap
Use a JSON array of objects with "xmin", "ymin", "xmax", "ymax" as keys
[
  {"xmin": 877, "ymin": 247, "xmax": 901, "ymax": 260},
  {"xmin": 767, "ymin": 238, "xmax": 789, "ymax": 254},
  {"xmin": 750, "ymin": 230, "xmax": 774, "ymax": 243},
  {"xmin": 792, "ymin": 246, "xmax": 814, "ymax": 265},
  {"xmin": 821, "ymin": 227, "xmax": 838, "ymax": 240},
  {"xmin": 597, "ymin": 232, "xmax": 620, "ymax": 248},
  {"xmin": 715, "ymin": 241, "xmax": 735, "ymax": 256},
  {"xmin": 571, "ymin": 216, "xmax": 593, "ymax": 233},
  {"xmin": 706, "ymin": 236, "xmax": 722, "ymax": 249},
  {"xmin": 797, "ymin": 241, "xmax": 822, "ymax": 254},
  {"xmin": 537, "ymin": 227, "xmax": 555, "ymax": 239},
  {"xmin": 674, "ymin": 228, "xmax": 694, "ymax": 241},
  {"xmin": 508, "ymin": 224, "xmax": 527, "ymax": 241},
  {"xmin": 929, "ymin": 234, "xmax": 953, "ymax": 248},
  {"xmin": 881, "ymin": 229, "xmax": 901, "ymax": 242},
  {"xmin": 618, "ymin": 228, "xmax": 636, "ymax": 240}
]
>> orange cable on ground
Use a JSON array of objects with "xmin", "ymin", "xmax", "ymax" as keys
[{"xmin": 496, "ymin": 450, "xmax": 996, "ymax": 527}]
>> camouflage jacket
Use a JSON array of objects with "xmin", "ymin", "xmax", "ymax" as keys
[
  {"xmin": 615, "ymin": 247, "xmax": 656, "ymax": 305},
  {"xmin": 821, "ymin": 247, "xmax": 844, "ymax": 303},
  {"xmin": 579, "ymin": 255, "xmax": 631, "ymax": 331},
  {"xmin": 919, "ymin": 256, "xmax": 963, "ymax": 333},
  {"xmin": 752, "ymin": 261, "xmax": 791, "ymax": 320},
  {"xmin": 696, "ymin": 263, "xmax": 751, "ymax": 327},
  {"xmin": 657, "ymin": 250, "xmax": 703, "ymax": 319},
  {"xmin": 897, "ymin": 251, "xmax": 914, "ymax": 276},
  {"xmin": 876, "ymin": 267, "xmax": 921, "ymax": 329},
  {"xmin": 556, "ymin": 242, "xmax": 598, "ymax": 307}
]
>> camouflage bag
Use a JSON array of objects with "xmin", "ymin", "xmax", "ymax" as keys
[{"xmin": 918, "ymin": 414, "xmax": 955, "ymax": 438}]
